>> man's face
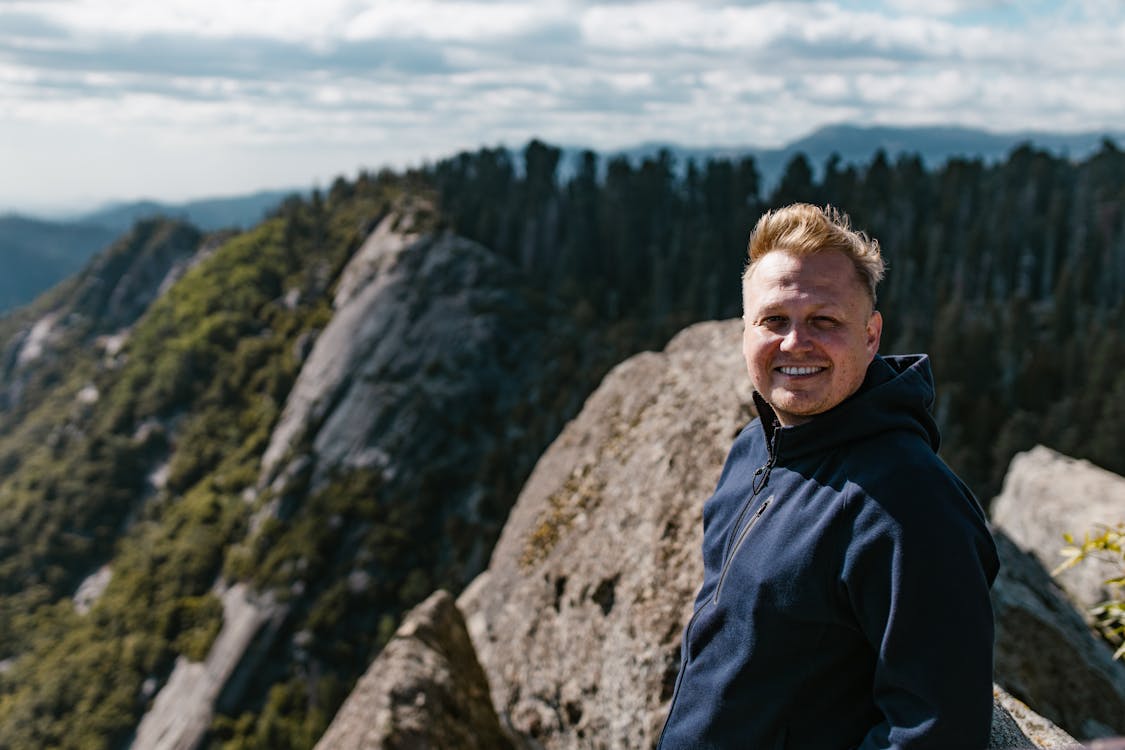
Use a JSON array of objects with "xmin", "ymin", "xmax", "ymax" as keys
[{"xmin": 742, "ymin": 248, "xmax": 882, "ymax": 427}]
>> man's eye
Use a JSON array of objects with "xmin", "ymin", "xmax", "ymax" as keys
[
  {"xmin": 762, "ymin": 316, "xmax": 787, "ymax": 326},
  {"xmin": 813, "ymin": 316, "xmax": 839, "ymax": 327}
]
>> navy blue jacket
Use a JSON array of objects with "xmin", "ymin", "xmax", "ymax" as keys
[{"xmin": 659, "ymin": 354, "xmax": 999, "ymax": 750}]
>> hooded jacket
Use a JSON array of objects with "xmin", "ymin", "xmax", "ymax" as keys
[{"xmin": 658, "ymin": 354, "xmax": 999, "ymax": 750}]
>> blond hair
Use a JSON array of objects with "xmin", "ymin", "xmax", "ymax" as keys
[{"xmin": 743, "ymin": 203, "xmax": 885, "ymax": 305}]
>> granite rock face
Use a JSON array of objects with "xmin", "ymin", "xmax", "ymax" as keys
[
  {"xmin": 257, "ymin": 208, "xmax": 589, "ymax": 584},
  {"xmin": 314, "ymin": 590, "xmax": 511, "ymax": 750},
  {"xmin": 458, "ymin": 319, "xmax": 754, "ymax": 747},
  {"xmin": 131, "ymin": 584, "xmax": 285, "ymax": 750},
  {"xmin": 991, "ymin": 685, "xmax": 1078, "ymax": 749},
  {"xmin": 992, "ymin": 446, "xmax": 1125, "ymax": 613},
  {"xmin": 130, "ymin": 207, "xmax": 593, "ymax": 750},
  {"xmin": 992, "ymin": 530, "xmax": 1125, "ymax": 739},
  {"xmin": 990, "ymin": 446, "xmax": 1125, "ymax": 741}
]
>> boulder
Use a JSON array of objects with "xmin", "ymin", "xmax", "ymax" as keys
[
  {"xmin": 991, "ymin": 685, "xmax": 1078, "ymax": 748},
  {"xmin": 992, "ymin": 446, "xmax": 1125, "ymax": 613},
  {"xmin": 458, "ymin": 319, "xmax": 753, "ymax": 747},
  {"xmin": 991, "ymin": 528, "xmax": 1125, "ymax": 739},
  {"xmin": 313, "ymin": 590, "xmax": 511, "ymax": 750}
]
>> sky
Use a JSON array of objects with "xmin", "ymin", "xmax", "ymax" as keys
[{"xmin": 2, "ymin": 0, "xmax": 1124, "ymax": 215}]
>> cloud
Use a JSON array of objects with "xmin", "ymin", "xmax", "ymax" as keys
[{"xmin": 0, "ymin": 0, "xmax": 1123, "ymax": 210}]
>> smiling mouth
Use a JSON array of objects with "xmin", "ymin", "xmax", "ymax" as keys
[{"xmin": 776, "ymin": 366, "xmax": 825, "ymax": 376}]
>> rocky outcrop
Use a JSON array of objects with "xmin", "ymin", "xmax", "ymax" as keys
[
  {"xmin": 129, "ymin": 208, "xmax": 594, "ymax": 749},
  {"xmin": 992, "ymin": 685, "xmax": 1078, "ymax": 748},
  {"xmin": 992, "ymin": 446, "xmax": 1125, "ymax": 613},
  {"xmin": 990, "ymin": 446, "xmax": 1125, "ymax": 741},
  {"xmin": 992, "ymin": 529, "xmax": 1125, "ymax": 739},
  {"xmin": 256, "ymin": 207, "xmax": 590, "ymax": 584},
  {"xmin": 131, "ymin": 584, "xmax": 285, "ymax": 750},
  {"xmin": 68, "ymin": 219, "xmax": 205, "ymax": 335},
  {"xmin": 458, "ymin": 319, "xmax": 752, "ymax": 747},
  {"xmin": 314, "ymin": 590, "xmax": 511, "ymax": 750}
]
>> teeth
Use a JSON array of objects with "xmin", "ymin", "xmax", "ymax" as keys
[{"xmin": 779, "ymin": 366, "xmax": 822, "ymax": 375}]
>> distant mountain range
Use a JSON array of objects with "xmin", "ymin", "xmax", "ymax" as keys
[
  {"xmin": 0, "ymin": 215, "xmax": 119, "ymax": 313},
  {"xmin": 72, "ymin": 187, "xmax": 304, "ymax": 234},
  {"xmin": 3, "ymin": 123, "xmax": 1123, "ymax": 315},
  {"xmin": 1, "ymin": 188, "xmax": 301, "ymax": 313},
  {"xmin": 605, "ymin": 123, "xmax": 1125, "ymax": 187}
]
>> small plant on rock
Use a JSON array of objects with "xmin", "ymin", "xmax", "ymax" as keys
[{"xmin": 1055, "ymin": 522, "xmax": 1125, "ymax": 660}]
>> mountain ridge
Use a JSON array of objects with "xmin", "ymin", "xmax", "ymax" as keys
[{"xmin": 5, "ymin": 123, "xmax": 1122, "ymax": 316}]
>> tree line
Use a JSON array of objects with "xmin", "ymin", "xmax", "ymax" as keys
[{"xmin": 426, "ymin": 138, "xmax": 1125, "ymax": 501}]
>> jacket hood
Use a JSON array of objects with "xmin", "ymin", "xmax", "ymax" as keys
[{"xmin": 752, "ymin": 353, "xmax": 941, "ymax": 462}]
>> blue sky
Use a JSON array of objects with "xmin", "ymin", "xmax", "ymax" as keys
[{"xmin": 1, "ymin": 0, "xmax": 1123, "ymax": 214}]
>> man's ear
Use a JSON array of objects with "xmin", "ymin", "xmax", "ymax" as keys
[{"xmin": 867, "ymin": 310, "xmax": 883, "ymax": 355}]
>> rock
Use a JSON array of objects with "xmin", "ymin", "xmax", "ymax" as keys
[
  {"xmin": 131, "ymin": 584, "xmax": 285, "ymax": 750},
  {"xmin": 991, "ymin": 685, "xmax": 1078, "ymax": 748},
  {"xmin": 257, "ymin": 209, "xmax": 589, "ymax": 585},
  {"xmin": 314, "ymin": 590, "xmax": 512, "ymax": 750},
  {"xmin": 72, "ymin": 564, "xmax": 112, "ymax": 615},
  {"xmin": 991, "ymin": 528, "xmax": 1125, "ymax": 739},
  {"xmin": 458, "ymin": 319, "xmax": 754, "ymax": 748},
  {"xmin": 992, "ymin": 446, "xmax": 1125, "ymax": 613}
]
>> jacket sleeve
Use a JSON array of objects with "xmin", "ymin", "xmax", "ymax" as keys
[{"xmin": 841, "ymin": 470, "xmax": 999, "ymax": 750}]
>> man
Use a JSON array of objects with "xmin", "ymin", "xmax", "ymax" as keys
[{"xmin": 658, "ymin": 204, "xmax": 999, "ymax": 749}]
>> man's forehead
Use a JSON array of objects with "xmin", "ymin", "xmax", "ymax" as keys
[
  {"xmin": 747, "ymin": 254, "xmax": 852, "ymax": 289},
  {"xmin": 743, "ymin": 250, "xmax": 871, "ymax": 308}
]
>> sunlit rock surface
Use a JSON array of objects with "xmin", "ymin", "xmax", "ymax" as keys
[
  {"xmin": 993, "ymin": 446, "xmax": 1125, "ymax": 613},
  {"xmin": 130, "ymin": 584, "xmax": 284, "ymax": 750},
  {"xmin": 314, "ymin": 590, "xmax": 511, "ymax": 750}
]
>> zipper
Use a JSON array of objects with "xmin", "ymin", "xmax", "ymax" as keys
[
  {"xmin": 713, "ymin": 495, "xmax": 772, "ymax": 603},
  {"xmin": 658, "ymin": 494, "xmax": 774, "ymax": 749},
  {"xmin": 719, "ymin": 472, "xmax": 764, "ymax": 563},
  {"xmin": 658, "ymin": 422, "xmax": 781, "ymax": 747},
  {"xmin": 715, "ymin": 422, "xmax": 778, "ymax": 598}
]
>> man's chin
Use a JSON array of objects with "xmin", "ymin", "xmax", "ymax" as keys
[{"xmin": 766, "ymin": 392, "xmax": 823, "ymax": 425}]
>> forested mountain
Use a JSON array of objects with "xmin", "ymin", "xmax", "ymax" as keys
[{"xmin": 0, "ymin": 137, "xmax": 1121, "ymax": 749}]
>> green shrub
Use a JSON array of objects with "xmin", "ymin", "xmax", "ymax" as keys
[{"xmin": 1056, "ymin": 523, "xmax": 1125, "ymax": 659}]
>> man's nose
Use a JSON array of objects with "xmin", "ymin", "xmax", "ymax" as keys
[{"xmin": 780, "ymin": 324, "xmax": 813, "ymax": 351}]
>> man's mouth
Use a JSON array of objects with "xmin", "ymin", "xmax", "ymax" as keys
[{"xmin": 776, "ymin": 366, "xmax": 825, "ymax": 376}]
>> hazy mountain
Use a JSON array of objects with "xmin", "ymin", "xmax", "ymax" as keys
[
  {"xmin": 75, "ymin": 187, "xmax": 304, "ymax": 234},
  {"xmin": 0, "ymin": 214, "xmax": 117, "ymax": 312},
  {"xmin": 0, "ymin": 189, "xmax": 302, "ymax": 315}
]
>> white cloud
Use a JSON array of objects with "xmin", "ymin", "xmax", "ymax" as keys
[
  {"xmin": 880, "ymin": 0, "xmax": 1012, "ymax": 17},
  {"xmin": 0, "ymin": 0, "xmax": 1123, "ymax": 210}
]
